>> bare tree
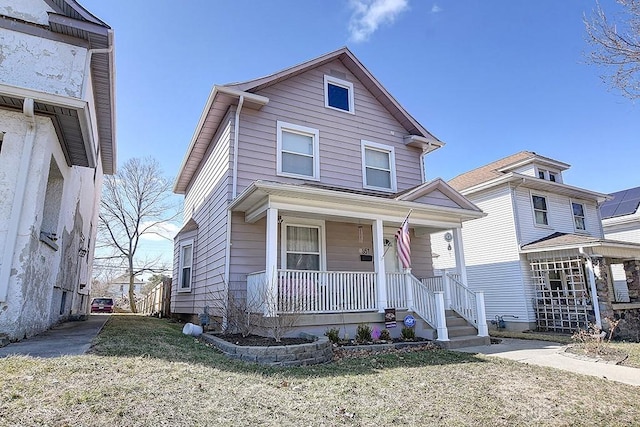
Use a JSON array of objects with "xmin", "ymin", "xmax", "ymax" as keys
[
  {"xmin": 585, "ymin": 0, "xmax": 640, "ymax": 99},
  {"xmin": 98, "ymin": 157, "xmax": 177, "ymax": 312}
]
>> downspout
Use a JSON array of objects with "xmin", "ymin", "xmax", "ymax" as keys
[
  {"xmin": 579, "ymin": 247, "xmax": 603, "ymax": 328},
  {"xmin": 419, "ymin": 143, "xmax": 431, "ymax": 183},
  {"xmin": 510, "ymin": 177, "xmax": 526, "ymax": 247},
  {"xmin": 81, "ymin": 46, "xmax": 113, "ymax": 100},
  {"xmin": 0, "ymin": 98, "xmax": 37, "ymax": 302},
  {"xmin": 224, "ymin": 96, "xmax": 244, "ymax": 330}
]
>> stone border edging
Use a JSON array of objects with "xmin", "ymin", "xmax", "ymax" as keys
[{"xmin": 200, "ymin": 332, "xmax": 333, "ymax": 366}]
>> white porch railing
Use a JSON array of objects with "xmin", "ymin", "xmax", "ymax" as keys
[
  {"xmin": 247, "ymin": 270, "xmax": 378, "ymax": 314},
  {"xmin": 386, "ymin": 272, "xmax": 406, "ymax": 308},
  {"xmin": 446, "ymin": 272, "xmax": 488, "ymax": 337},
  {"xmin": 421, "ymin": 276, "xmax": 444, "ymax": 293}
]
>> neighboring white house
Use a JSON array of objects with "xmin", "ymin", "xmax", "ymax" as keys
[
  {"xmin": 433, "ymin": 151, "xmax": 640, "ymax": 337},
  {"xmin": 601, "ymin": 187, "xmax": 640, "ymax": 305},
  {"xmin": 0, "ymin": 0, "xmax": 116, "ymax": 340},
  {"xmin": 172, "ymin": 48, "xmax": 489, "ymax": 346}
]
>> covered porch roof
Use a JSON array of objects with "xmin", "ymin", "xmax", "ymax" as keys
[
  {"xmin": 229, "ymin": 180, "xmax": 485, "ymax": 231},
  {"xmin": 521, "ymin": 232, "xmax": 640, "ymax": 260}
]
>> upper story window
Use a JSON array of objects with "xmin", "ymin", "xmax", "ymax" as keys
[
  {"xmin": 572, "ymin": 202, "xmax": 586, "ymax": 231},
  {"xmin": 277, "ymin": 121, "xmax": 320, "ymax": 180},
  {"xmin": 179, "ymin": 240, "xmax": 193, "ymax": 292},
  {"xmin": 532, "ymin": 194, "xmax": 549, "ymax": 226},
  {"xmin": 361, "ymin": 140, "xmax": 397, "ymax": 192},
  {"xmin": 537, "ymin": 168, "xmax": 560, "ymax": 183},
  {"xmin": 324, "ymin": 75, "xmax": 355, "ymax": 114}
]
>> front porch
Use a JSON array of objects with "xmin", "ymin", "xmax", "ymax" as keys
[
  {"xmin": 229, "ymin": 180, "xmax": 488, "ymax": 343},
  {"xmin": 246, "ymin": 269, "xmax": 489, "ymax": 342}
]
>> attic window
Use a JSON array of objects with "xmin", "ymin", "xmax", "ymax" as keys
[
  {"xmin": 537, "ymin": 168, "xmax": 560, "ymax": 183},
  {"xmin": 324, "ymin": 75, "xmax": 354, "ymax": 114}
]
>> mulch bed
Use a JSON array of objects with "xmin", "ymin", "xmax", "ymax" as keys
[
  {"xmin": 216, "ymin": 334, "xmax": 313, "ymax": 346},
  {"xmin": 564, "ymin": 344, "xmax": 629, "ymax": 365}
]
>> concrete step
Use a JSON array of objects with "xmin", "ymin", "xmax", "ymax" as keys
[
  {"xmin": 447, "ymin": 325, "xmax": 478, "ymax": 338},
  {"xmin": 436, "ymin": 335, "xmax": 491, "ymax": 350},
  {"xmin": 445, "ymin": 316, "xmax": 468, "ymax": 327}
]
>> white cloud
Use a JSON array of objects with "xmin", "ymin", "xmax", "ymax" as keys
[
  {"xmin": 431, "ymin": 4, "xmax": 442, "ymax": 13},
  {"xmin": 140, "ymin": 222, "xmax": 180, "ymax": 241},
  {"xmin": 348, "ymin": 0, "xmax": 409, "ymax": 43}
]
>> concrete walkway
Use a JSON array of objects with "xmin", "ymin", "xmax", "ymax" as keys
[
  {"xmin": 0, "ymin": 314, "xmax": 109, "ymax": 358},
  {"xmin": 455, "ymin": 338, "xmax": 640, "ymax": 387}
]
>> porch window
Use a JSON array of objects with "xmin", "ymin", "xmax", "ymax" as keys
[
  {"xmin": 179, "ymin": 240, "xmax": 193, "ymax": 292},
  {"xmin": 361, "ymin": 140, "xmax": 397, "ymax": 192},
  {"xmin": 532, "ymin": 195, "xmax": 549, "ymax": 226},
  {"xmin": 572, "ymin": 202, "xmax": 586, "ymax": 231},
  {"xmin": 285, "ymin": 225, "xmax": 321, "ymax": 270},
  {"xmin": 277, "ymin": 121, "xmax": 320, "ymax": 180}
]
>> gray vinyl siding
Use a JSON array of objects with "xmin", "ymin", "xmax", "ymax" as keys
[
  {"xmin": 605, "ymin": 227, "xmax": 640, "ymax": 244},
  {"xmin": 235, "ymin": 58, "xmax": 424, "ymax": 195},
  {"xmin": 173, "ymin": 115, "xmax": 233, "ymax": 315},
  {"xmin": 515, "ymin": 187, "xmax": 603, "ymax": 246},
  {"xmin": 229, "ymin": 213, "xmax": 267, "ymax": 297}
]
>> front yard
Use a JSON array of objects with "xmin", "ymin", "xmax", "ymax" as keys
[{"xmin": 1, "ymin": 315, "xmax": 640, "ymax": 426}]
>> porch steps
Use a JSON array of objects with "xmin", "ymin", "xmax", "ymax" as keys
[{"xmin": 436, "ymin": 311, "xmax": 490, "ymax": 350}]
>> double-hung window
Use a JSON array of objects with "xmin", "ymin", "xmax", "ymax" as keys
[
  {"xmin": 532, "ymin": 195, "xmax": 549, "ymax": 226},
  {"xmin": 361, "ymin": 140, "xmax": 397, "ymax": 192},
  {"xmin": 324, "ymin": 75, "xmax": 355, "ymax": 114},
  {"xmin": 282, "ymin": 220, "xmax": 325, "ymax": 271},
  {"xmin": 277, "ymin": 121, "xmax": 320, "ymax": 180},
  {"xmin": 572, "ymin": 202, "xmax": 586, "ymax": 231},
  {"xmin": 179, "ymin": 240, "xmax": 193, "ymax": 292}
]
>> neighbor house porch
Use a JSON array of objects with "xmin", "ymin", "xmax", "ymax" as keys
[{"xmin": 230, "ymin": 180, "xmax": 488, "ymax": 342}]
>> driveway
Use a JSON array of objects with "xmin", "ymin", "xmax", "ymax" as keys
[{"xmin": 0, "ymin": 314, "xmax": 109, "ymax": 358}]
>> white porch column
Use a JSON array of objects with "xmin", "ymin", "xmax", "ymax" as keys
[
  {"xmin": 581, "ymin": 249, "xmax": 602, "ymax": 329},
  {"xmin": 452, "ymin": 227, "xmax": 468, "ymax": 285},
  {"xmin": 265, "ymin": 207, "xmax": 279, "ymax": 317},
  {"xmin": 373, "ymin": 219, "xmax": 387, "ymax": 313},
  {"xmin": 443, "ymin": 272, "xmax": 452, "ymax": 309}
]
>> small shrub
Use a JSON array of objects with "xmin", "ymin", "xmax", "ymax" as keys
[
  {"xmin": 379, "ymin": 328, "xmax": 391, "ymax": 341},
  {"xmin": 356, "ymin": 323, "xmax": 372, "ymax": 343},
  {"xmin": 325, "ymin": 327, "xmax": 340, "ymax": 344},
  {"xmin": 401, "ymin": 326, "xmax": 415, "ymax": 341},
  {"xmin": 571, "ymin": 317, "xmax": 621, "ymax": 356}
]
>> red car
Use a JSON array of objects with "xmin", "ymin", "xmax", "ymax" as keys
[{"xmin": 90, "ymin": 298, "xmax": 114, "ymax": 314}]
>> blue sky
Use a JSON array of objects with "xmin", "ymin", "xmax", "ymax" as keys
[{"xmin": 79, "ymin": 0, "xmax": 638, "ymax": 266}]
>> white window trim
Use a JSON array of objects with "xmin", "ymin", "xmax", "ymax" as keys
[
  {"xmin": 361, "ymin": 140, "xmax": 397, "ymax": 193},
  {"xmin": 324, "ymin": 75, "xmax": 355, "ymax": 114},
  {"xmin": 178, "ymin": 239, "xmax": 194, "ymax": 293},
  {"xmin": 571, "ymin": 200, "xmax": 587, "ymax": 232},
  {"xmin": 531, "ymin": 192, "xmax": 551, "ymax": 228},
  {"xmin": 276, "ymin": 121, "xmax": 320, "ymax": 181},
  {"xmin": 280, "ymin": 217, "xmax": 327, "ymax": 271}
]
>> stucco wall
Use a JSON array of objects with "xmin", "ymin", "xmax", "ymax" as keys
[
  {"xmin": 0, "ymin": 110, "xmax": 99, "ymax": 340},
  {"xmin": 0, "ymin": 0, "xmax": 54, "ymax": 26},
  {"xmin": 0, "ymin": 30, "xmax": 87, "ymax": 98}
]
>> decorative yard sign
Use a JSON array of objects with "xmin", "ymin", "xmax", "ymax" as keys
[
  {"xmin": 403, "ymin": 315, "xmax": 416, "ymax": 328},
  {"xmin": 385, "ymin": 308, "xmax": 397, "ymax": 328}
]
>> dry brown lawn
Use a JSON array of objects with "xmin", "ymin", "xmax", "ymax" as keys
[{"xmin": 1, "ymin": 315, "xmax": 639, "ymax": 426}]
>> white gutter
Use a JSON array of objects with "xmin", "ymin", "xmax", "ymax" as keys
[
  {"xmin": 232, "ymin": 95, "xmax": 244, "ymax": 199},
  {"xmin": 0, "ymin": 98, "xmax": 37, "ymax": 302},
  {"xmin": 579, "ymin": 247, "xmax": 602, "ymax": 328},
  {"xmin": 419, "ymin": 143, "xmax": 431, "ymax": 183},
  {"xmin": 81, "ymin": 46, "xmax": 113, "ymax": 99}
]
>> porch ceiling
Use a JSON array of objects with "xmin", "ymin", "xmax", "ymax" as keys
[{"xmin": 230, "ymin": 180, "xmax": 484, "ymax": 229}]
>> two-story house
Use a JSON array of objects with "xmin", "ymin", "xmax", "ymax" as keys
[
  {"xmin": 432, "ymin": 151, "xmax": 640, "ymax": 337},
  {"xmin": 172, "ymin": 48, "xmax": 488, "ymax": 345},
  {"xmin": 0, "ymin": 0, "xmax": 116, "ymax": 341}
]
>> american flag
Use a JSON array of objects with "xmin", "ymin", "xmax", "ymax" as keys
[{"xmin": 395, "ymin": 218, "xmax": 411, "ymax": 269}]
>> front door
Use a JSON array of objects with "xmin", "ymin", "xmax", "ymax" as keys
[{"xmin": 383, "ymin": 234, "xmax": 400, "ymax": 273}]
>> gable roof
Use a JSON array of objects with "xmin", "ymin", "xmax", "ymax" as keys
[
  {"xmin": 450, "ymin": 151, "xmax": 558, "ymax": 192},
  {"xmin": 174, "ymin": 48, "xmax": 442, "ymax": 194},
  {"xmin": 226, "ymin": 47, "xmax": 441, "ymax": 143},
  {"xmin": 0, "ymin": 0, "xmax": 116, "ymax": 174},
  {"xmin": 600, "ymin": 186, "xmax": 640, "ymax": 219},
  {"xmin": 520, "ymin": 231, "xmax": 640, "ymax": 259}
]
